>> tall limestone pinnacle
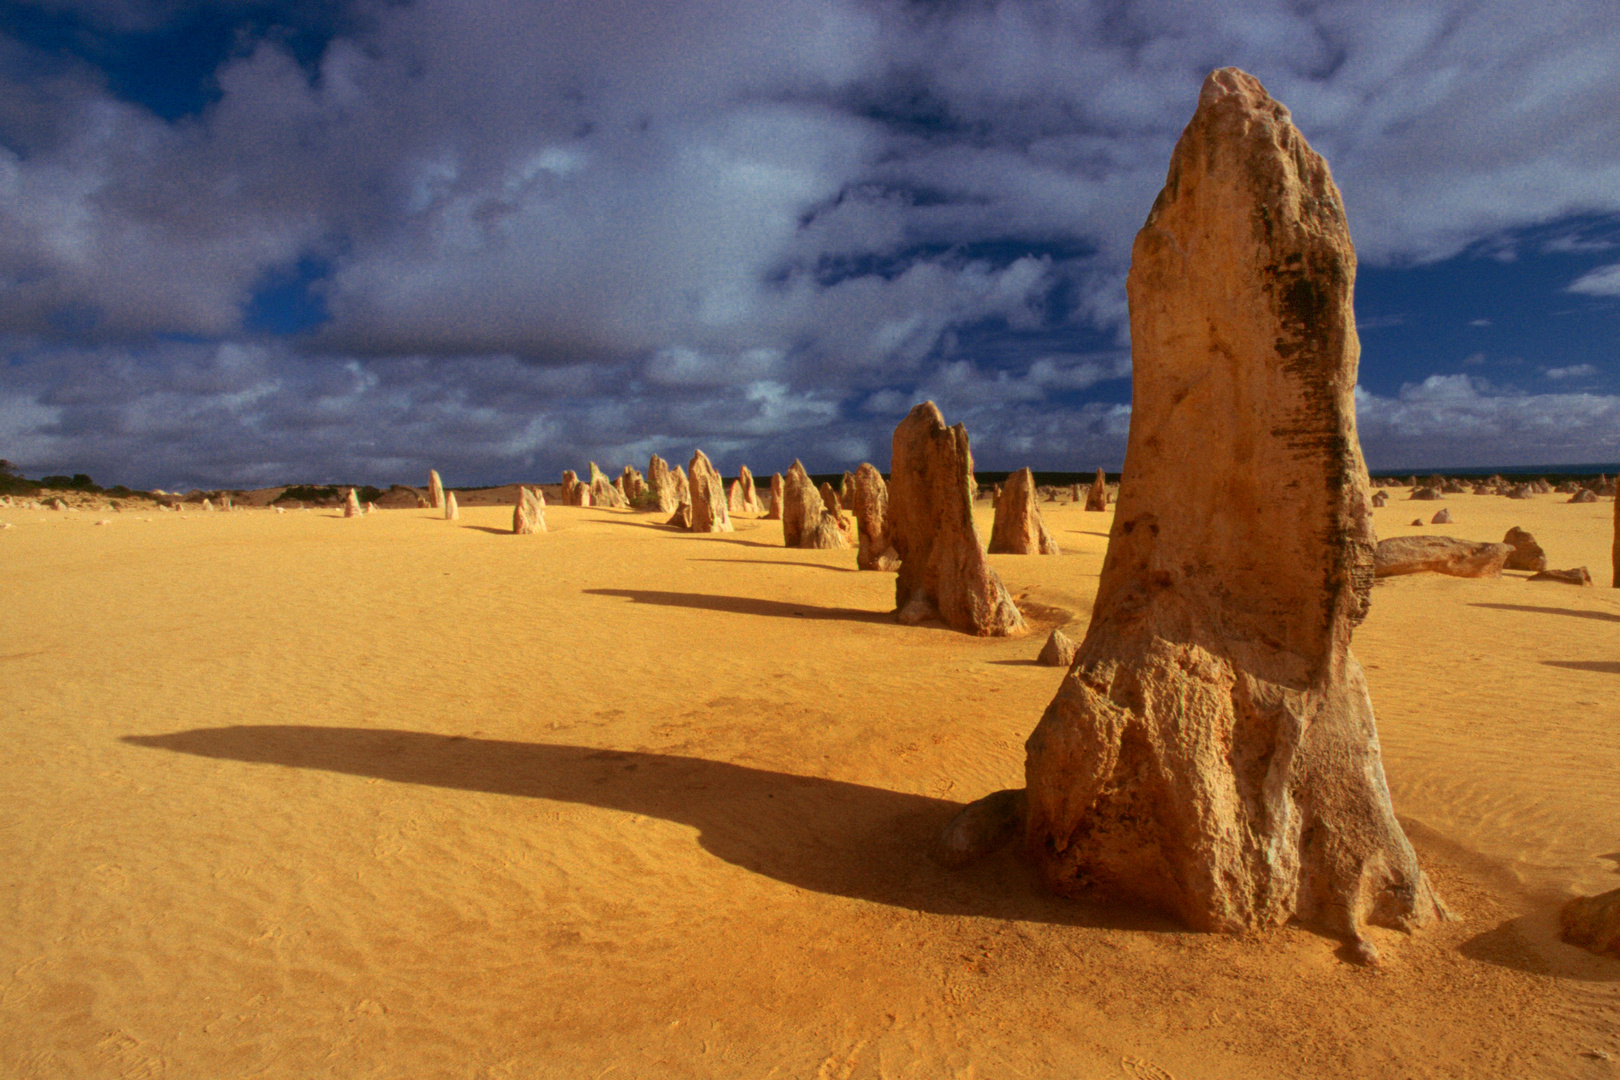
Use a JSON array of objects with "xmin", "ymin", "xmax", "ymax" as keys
[{"xmin": 1017, "ymin": 69, "xmax": 1444, "ymax": 955}]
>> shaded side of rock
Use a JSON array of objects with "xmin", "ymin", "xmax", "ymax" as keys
[
  {"xmin": 1528, "ymin": 567, "xmax": 1591, "ymax": 585},
  {"xmin": 888, "ymin": 402, "xmax": 1024, "ymax": 636},
  {"xmin": 1502, "ymin": 526, "xmax": 1547, "ymax": 572},
  {"xmin": 343, "ymin": 488, "xmax": 362, "ymax": 518},
  {"xmin": 766, "ymin": 472, "xmax": 784, "ymax": 520},
  {"xmin": 1562, "ymin": 889, "xmax": 1620, "ymax": 957},
  {"xmin": 1084, "ymin": 467, "xmax": 1109, "ymax": 512}
]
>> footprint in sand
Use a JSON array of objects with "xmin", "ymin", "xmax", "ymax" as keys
[{"xmin": 1122, "ymin": 1054, "xmax": 1177, "ymax": 1080}]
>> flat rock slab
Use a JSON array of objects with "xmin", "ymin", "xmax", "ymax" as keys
[{"xmin": 1374, "ymin": 536, "xmax": 1511, "ymax": 578}]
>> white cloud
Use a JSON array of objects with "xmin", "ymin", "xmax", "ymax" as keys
[
  {"xmin": 1568, "ymin": 263, "xmax": 1620, "ymax": 296},
  {"xmin": 1544, "ymin": 364, "xmax": 1597, "ymax": 380}
]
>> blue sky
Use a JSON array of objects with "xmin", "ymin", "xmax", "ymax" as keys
[{"xmin": 2, "ymin": 0, "xmax": 1618, "ymax": 489}]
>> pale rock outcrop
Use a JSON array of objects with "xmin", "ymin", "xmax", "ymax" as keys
[
  {"xmin": 621, "ymin": 467, "xmax": 647, "ymax": 502},
  {"xmin": 1084, "ymin": 468, "xmax": 1109, "ymax": 512},
  {"xmin": 429, "ymin": 470, "xmax": 444, "ymax": 509},
  {"xmin": 648, "ymin": 455, "xmax": 679, "ymax": 513},
  {"xmin": 1562, "ymin": 889, "xmax": 1620, "ymax": 957},
  {"xmin": 888, "ymin": 403, "xmax": 1023, "ymax": 635},
  {"xmin": 1036, "ymin": 628, "xmax": 1077, "ymax": 667},
  {"xmin": 727, "ymin": 465, "xmax": 760, "ymax": 515},
  {"xmin": 1528, "ymin": 567, "xmax": 1591, "ymax": 586},
  {"xmin": 1430, "ymin": 508, "xmax": 1452, "ymax": 524},
  {"xmin": 513, "ymin": 486, "xmax": 547, "ymax": 534},
  {"xmin": 687, "ymin": 450, "xmax": 734, "ymax": 533},
  {"xmin": 590, "ymin": 463, "xmax": 629, "ymax": 509},
  {"xmin": 988, "ymin": 468, "xmax": 1061, "ymax": 555},
  {"xmin": 672, "ymin": 464, "xmax": 691, "ymax": 507},
  {"xmin": 840, "ymin": 471, "xmax": 858, "ymax": 509},
  {"xmin": 766, "ymin": 473, "xmax": 784, "ymax": 520},
  {"xmin": 1375, "ymin": 536, "xmax": 1510, "ymax": 577},
  {"xmin": 818, "ymin": 481, "xmax": 842, "ymax": 516},
  {"xmin": 781, "ymin": 461, "xmax": 846, "ymax": 549},
  {"xmin": 1014, "ymin": 69, "xmax": 1441, "ymax": 952},
  {"xmin": 201, "ymin": 499, "xmax": 214, "ymax": 512},
  {"xmin": 1371, "ymin": 491, "xmax": 1388, "ymax": 507},
  {"xmin": 781, "ymin": 461, "xmax": 818, "ymax": 548},
  {"xmin": 365, "ymin": 502, "xmax": 378, "ymax": 514},
  {"xmin": 445, "ymin": 491, "xmax": 459, "ymax": 520},
  {"xmin": 344, "ymin": 489, "xmax": 362, "ymax": 518},
  {"xmin": 561, "ymin": 470, "xmax": 582, "ymax": 505},
  {"xmin": 848, "ymin": 462, "xmax": 898, "ymax": 571},
  {"xmin": 1502, "ymin": 526, "xmax": 1547, "ymax": 572}
]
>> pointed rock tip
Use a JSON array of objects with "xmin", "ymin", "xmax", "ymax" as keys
[{"xmin": 1199, "ymin": 67, "xmax": 1287, "ymax": 119}]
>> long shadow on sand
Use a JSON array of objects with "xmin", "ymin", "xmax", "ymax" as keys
[
  {"xmin": 584, "ymin": 588, "xmax": 893, "ymax": 624},
  {"xmin": 1541, "ymin": 660, "xmax": 1620, "ymax": 675},
  {"xmin": 1469, "ymin": 602, "xmax": 1620, "ymax": 624},
  {"xmin": 122, "ymin": 726, "xmax": 1164, "ymax": 931},
  {"xmin": 686, "ymin": 557, "xmax": 858, "ymax": 573}
]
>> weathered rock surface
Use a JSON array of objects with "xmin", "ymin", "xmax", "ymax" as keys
[
  {"xmin": 988, "ymin": 468, "xmax": 1061, "ymax": 555},
  {"xmin": 1506, "ymin": 484, "xmax": 1532, "ymax": 500},
  {"xmin": 429, "ymin": 470, "xmax": 444, "ymax": 509},
  {"xmin": 1375, "ymin": 536, "xmax": 1510, "ymax": 577},
  {"xmin": 766, "ymin": 472, "xmax": 784, "ymax": 520},
  {"xmin": 1410, "ymin": 487, "xmax": 1442, "ymax": 501},
  {"xmin": 561, "ymin": 470, "xmax": 588, "ymax": 506},
  {"xmin": 343, "ymin": 488, "xmax": 362, "ymax": 518},
  {"xmin": 1430, "ymin": 508, "xmax": 1452, "ymax": 524},
  {"xmin": 513, "ymin": 486, "xmax": 547, "ymax": 534},
  {"xmin": 445, "ymin": 491, "xmax": 459, "ymax": 521},
  {"xmin": 648, "ymin": 455, "xmax": 679, "ymax": 513},
  {"xmin": 666, "ymin": 502, "xmax": 692, "ymax": 529},
  {"xmin": 1084, "ymin": 468, "xmax": 1109, "ymax": 512},
  {"xmin": 1502, "ymin": 526, "xmax": 1547, "ymax": 572},
  {"xmin": 782, "ymin": 461, "xmax": 819, "ymax": 548},
  {"xmin": 1021, "ymin": 69, "xmax": 1441, "ymax": 948},
  {"xmin": 590, "ymin": 463, "xmax": 628, "ymax": 509},
  {"xmin": 848, "ymin": 462, "xmax": 898, "ymax": 571},
  {"xmin": 840, "ymin": 471, "xmax": 858, "ymax": 509},
  {"xmin": 621, "ymin": 467, "xmax": 647, "ymax": 502},
  {"xmin": 781, "ymin": 461, "xmax": 846, "ymax": 549},
  {"xmin": 1529, "ymin": 567, "xmax": 1591, "ymax": 585},
  {"xmin": 728, "ymin": 465, "xmax": 761, "ymax": 515},
  {"xmin": 888, "ymin": 402, "xmax": 1023, "ymax": 635},
  {"xmin": 687, "ymin": 450, "xmax": 734, "ymax": 533},
  {"xmin": 1571, "ymin": 488, "xmax": 1598, "ymax": 503},
  {"xmin": 1371, "ymin": 491, "xmax": 1388, "ymax": 507},
  {"xmin": 1036, "ymin": 628, "xmax": 1077, "ymax": 667},
  {"xmin": 1562, "ymin": 888, "xmax": 1620, "ymax": 957}
]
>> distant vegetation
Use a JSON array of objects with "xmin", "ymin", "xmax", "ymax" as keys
[{"xmin": 275, "ymin": 484, "xmax": 384, "ymax": 504}]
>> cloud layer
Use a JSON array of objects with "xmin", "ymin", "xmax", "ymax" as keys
[{"xmin": 3, "ymin": 0, "xmax": 1619, "ymax": 486}]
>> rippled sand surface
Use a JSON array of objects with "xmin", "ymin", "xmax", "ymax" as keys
[{"xmin": 3, "ymin": 492, "xmax": 1617, "ymax": 1078}]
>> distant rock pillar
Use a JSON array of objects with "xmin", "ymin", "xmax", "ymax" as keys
[
  {"xmin": 887, "ymin": 402, "xmax": 1023, "ymax": 635},
  {"xmin": 428, "ymin": 470, "xmax": 444, "ymax": 509}
]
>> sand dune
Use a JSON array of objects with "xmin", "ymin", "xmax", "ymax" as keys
[{"xmin": 2, "ymin": 494, "xmax": 1617, "ymax": 1078}]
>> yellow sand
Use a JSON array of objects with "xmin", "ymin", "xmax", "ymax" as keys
[{"xmin": 2, "ymin": 493, "xmax": 1617, "ymax": 1079}]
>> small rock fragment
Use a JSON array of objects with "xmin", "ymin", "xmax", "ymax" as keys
[
  {"xmin": 1528, "ymin": 567, "xmax": 1592, "ymax": 586},
  {"xmin": 1037, "ymin": 628, "xmax": 1077, "ymax": 667}
]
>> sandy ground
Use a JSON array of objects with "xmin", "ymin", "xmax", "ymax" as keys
[{"xmin": 2, "ymin": 491, "xmax": 1617, "ymax": 1079}]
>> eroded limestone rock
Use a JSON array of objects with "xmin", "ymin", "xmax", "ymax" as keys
[
  {"xmin": 728, "ymin": 465, "xmax": 761, "ymax": 515},
  {"xmin": 1037, "ymin": 628, "xmax": 1077, "ymax": 667},
  {"xmin": 343, "ymin": 489, "xmax": 362, "ymax": 518},
  {"xmin": 1084, "ymin": 468, "xmax": 1109, "ymax": 512},
  {"xmin": 766, "ymin": 472, "xmax": 784, "ymax": 520},
  {"xmin": 1562, "ymin": 889, "xmax": 1620, "ymax": 957},
  {"xmin": 445, "ymin": 491, "xmax": 459, "ymax": 521},
  {"xmin": 888, "ymin": 402, "xmax": 1023, "ymax": 636},
  {"xmin": 1502, "ymin": 526, "xmax": 1547, "ymax": 572},
  {"xmin": 1371, "ymin": 491, "xmax": 1388, "ymax": 507},
  {"xmin": 1431, "ymin": 508, "xmax": 1452, "ymax": 524},
  {"xmin": 513, "ymin": 486, "xmax": 547, "ymax": 534},
  {"xmin": 648, "ymin": 455, "xmax": 678, "ymax": 513},
  {"xmin": 782, "ymin": 461, "xmax": 819, "ymax": 548},
  {"xmin": 1529, "ymin": 567, "xmax": 1591, "ymax": 585},
  {"xmin": 687, "ymin": 450, "xmax": 734, "ymax": 533},
  {"xmin": 590, "ymin": 463, "xmax": 629, "ymax": 509},
  {"xmin": 1019, "ymin": 69, "xmax": 1441, "ymax": 949},
  {"xmin": 988, "ymin": 467, "xmax": 1060, "ymax": 555},
  {"xmin": 1375, "ymin": 535, "xmax": 1510, "ymax": 577},
  {"xmin": 429, "ymin": 470, "xmax": 444, "ymax": 509},
  {"xmin": 848, "ymin": 462, "xmax": 898, "ymax": 571}
]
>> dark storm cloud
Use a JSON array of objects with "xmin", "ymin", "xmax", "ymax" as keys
[{"xmin": 2, "ymin": 0, "xmax": 1619, "ymax": 484}]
